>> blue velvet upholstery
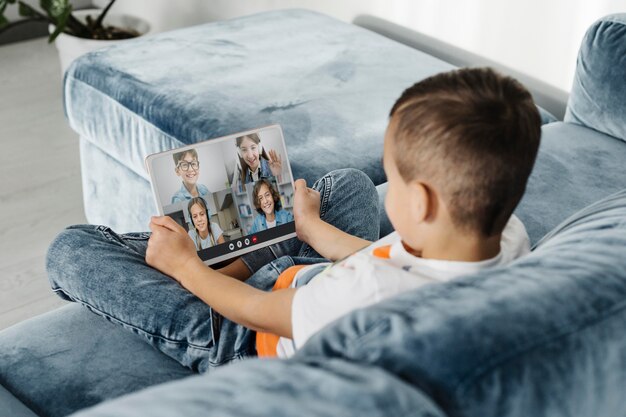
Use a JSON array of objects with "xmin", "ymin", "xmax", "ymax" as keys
[
  {"xmin": 0, "ymin": 304, "xmax": 192, "ymax": 417},
  {"xmin": 565, "ymin": 14, "xmax": 626, "ymax": 142},
  {"xmin": 515, "ymin": 122, "xmax": 626, "ymax": 244}
]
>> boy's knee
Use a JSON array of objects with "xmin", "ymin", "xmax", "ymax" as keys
[
  {"xmin": 46, "ymin": 225, "xmax": 100, "ymax": 292},
  {"xmin": 331, "ymin": 168, "xmax": 377, "ymax": 199},
  {"xmin": 319, "ymin": 168, "xmax": 375, "ymax": 192}
]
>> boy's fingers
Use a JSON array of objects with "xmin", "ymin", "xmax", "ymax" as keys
[{"xmin": 151, "ymin": 216, "xmax": 182, "ymax": 232}]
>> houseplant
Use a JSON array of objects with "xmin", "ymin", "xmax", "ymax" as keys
[
  {"xmin": 0, "ymin": 0, "xmax": 138, "ymax": 42},
  {"xmin": 0, "ymin": 0, "xmax": 149, "ymax": 71}
]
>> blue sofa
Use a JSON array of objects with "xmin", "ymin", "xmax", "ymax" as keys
[{"xmin": 1, "ymin": 10, "xmax": 625, "ymax": 417}]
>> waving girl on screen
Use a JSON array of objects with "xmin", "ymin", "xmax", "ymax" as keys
[
  {"xmin": 249, "ymin": 179, "xmax": 294, "ymax": 234},
  {"xmin": 234, "ymin": 133, "xmax": 283, "ymax": 185},
  {"xmin": 187, "ymin": 197, "xmax": 225, "ymax": 250},
  {"xmin": 171, "ymin": 149, "xmax": 210, "ymax": 204}
]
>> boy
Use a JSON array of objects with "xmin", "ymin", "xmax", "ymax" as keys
[
  {"xmin": 145, "ymin": 67, "xmax": 540, "ymax": 357},
  {"xmin": 48, "ymin": 67, "xmax": 540, "ymax": 368}
]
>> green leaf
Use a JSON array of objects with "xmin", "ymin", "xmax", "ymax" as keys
[
  {"xmin": 18, "ymin": 1, "xmax": 39, "ymax": 18},
  {"xmin": 42, "ymin": 0, "xmax": 68, "ymax": 18},
  {"xmin": 0, "ymin": 0, "xmax": 17, "ymax": 28},
  {"xmin": 1, "ymin": 0, "xmax": 18, "ymax": 11},
  {"xmin": 51, "ymin": 0, "xmax": 69, "ymax": 17},
  {"xmin": 47, "ymin": 2, "xmax": 70, "ymax": 42}
]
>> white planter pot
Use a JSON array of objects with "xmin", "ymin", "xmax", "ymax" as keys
[{"xmin": 50, "ymin": 9, "xmax": 150, "ymax": 74}]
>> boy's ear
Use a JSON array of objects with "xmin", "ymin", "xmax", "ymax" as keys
[{"xmin": 410, "ymin": 181, "xmax": 437, "ymax": 224}]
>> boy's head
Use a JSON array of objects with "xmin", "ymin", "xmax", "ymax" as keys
[
  {"xmin": 173, "ymin": 149, "xmax": 200, "ymax": 187},
  {"xmin": 384, "ymin": 67, "xmax": 541, "ymax": 247}
]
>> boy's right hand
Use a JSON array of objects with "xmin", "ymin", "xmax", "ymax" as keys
[
  {"xmin": 293, "ymin": 179, "xmax": 321, "ymax": 245},
  {"xmin": 146, "ymin": 216, "xmax": 202, "ymax": 287}
]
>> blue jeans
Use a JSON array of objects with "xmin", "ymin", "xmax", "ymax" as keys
[{"xmin": 47, "ymin": 169, "xmax": 380, "ymax": 373}]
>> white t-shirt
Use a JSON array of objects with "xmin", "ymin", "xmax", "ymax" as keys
[
  {"xmin": 276, "ymin": 215, "xmax": 530, "ymax": 358},
  {"xmin": 266, "ymin": 219, "xmax": 277, "ymax": 229}
]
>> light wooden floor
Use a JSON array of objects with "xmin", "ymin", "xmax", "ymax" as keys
[{"xmin": 0, "ymin": 38, "xmax": 87, "ymax": 330}]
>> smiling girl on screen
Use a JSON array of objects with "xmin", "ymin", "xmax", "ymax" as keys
[
  {"xmin": 171, "ymin": 149, "xmax": 210, "ymax": 204},
  {"xmin": 249, "ymin": 179, "xmax": 294, "ymax": 234},
  {"xmin": 234, "ymin": 134, "xmax": 283, "ymax": 186},
  {"xmin": 187, "ymin": 197, "xmax": 225, "ymax": 250}
]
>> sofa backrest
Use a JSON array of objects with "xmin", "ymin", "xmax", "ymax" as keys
[
  {"xmin": 514, "ymin": 12, "xmax": 626, "ymax": 245},
  {"xmin": 297, "ymin": 189, "xmax": 626, "ymax": 417},
  {"xmin": 564, "ymin": 13, "xmax": 626, "ymax": 142},
  {"xmin": 514, "ymin": 121, "xmax": 626, "ymax": 245}
]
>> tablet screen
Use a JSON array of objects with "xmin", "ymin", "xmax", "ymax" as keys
[{"xmin": 145, "ymin": 124, "xmax": 297, "ymax": 265}]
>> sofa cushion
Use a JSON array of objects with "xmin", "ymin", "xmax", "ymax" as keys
[
  {"xmin": 565, "ymin": 14, "xmax": 626, "ymax": 142},
  {"xmin": 515, "ymin": 121, "xmax": 626, "ymax": 244},
  {"xmin": 298, "ymin": 189, "xmax": 626, "ymax": 417},
  {"xmin": 0, "ymin": 304, "xmax": 192, "ymax": 417}
]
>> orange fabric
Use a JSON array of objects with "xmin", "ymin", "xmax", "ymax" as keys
[
  {"xmin": 372, "ymin": 245, "xmax": 392, "ymax": 259},
  {"xmin": 256, "ymin": 265, "xmax": 307, "ymax": 358}
]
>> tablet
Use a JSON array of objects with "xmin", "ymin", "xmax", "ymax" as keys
[{"xmin": 145, "ymin": 124, "xmax": 297, "ymax": 266}]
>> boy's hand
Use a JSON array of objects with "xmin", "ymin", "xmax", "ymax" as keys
[
  {"xmin": 293, "ymin": 179, "xmax": 321, "ymax": 245},
  {"xmin": 146, "ymin": 216, "xmax": 203, "ymax": 286}
]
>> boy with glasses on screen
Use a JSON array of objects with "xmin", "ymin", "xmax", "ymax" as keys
[{"xmin": 171, "ymin": 149, "xmax": 211, "ymax": 204}]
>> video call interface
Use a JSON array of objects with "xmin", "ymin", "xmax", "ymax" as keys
[{"xmin": 149, "ymin": 126, "xmax": 296, "ymax": 263}]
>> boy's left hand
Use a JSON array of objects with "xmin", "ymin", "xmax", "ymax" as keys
[
  {"xmin": 293, "ymin": 179, "xmax": 322, "ymax": 245},
  {"xmin": 146, "ymin": 216, "xmax": 201, "ymax": 285}
]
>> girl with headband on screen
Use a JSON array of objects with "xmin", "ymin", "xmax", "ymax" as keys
[{"xmin": 234, "ymin": 133, "xmax": 283, "ymax": 186}]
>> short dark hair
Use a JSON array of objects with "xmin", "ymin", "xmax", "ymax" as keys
[
  {"xmin": 252, "ymin": 178, "xmax": 282, "ymax": 215},
  {"xmin": 389, "ymin": 67, "xmax": 541, "ymax": 236},
  {"xmin": 173, "ymin": 149, "xmax": 198, "ymax": 166}
]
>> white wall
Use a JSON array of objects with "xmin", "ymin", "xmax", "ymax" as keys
[{"xmin": 96, "ymin": 0, "xmax": 626, "ymax": 92}]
